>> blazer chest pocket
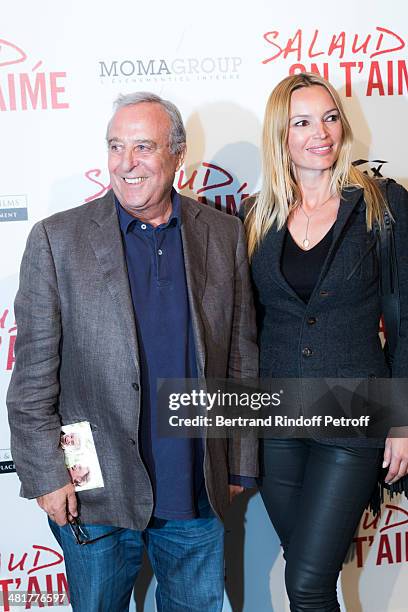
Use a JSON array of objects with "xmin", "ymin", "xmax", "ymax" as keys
[{"xmin": 344, "ymin": 238, "xmax": 378, "ymax": 283}]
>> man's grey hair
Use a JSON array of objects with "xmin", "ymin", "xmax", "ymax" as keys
[{"xmin": 106, "ymin": 92, "xmax": 186, "ymax": 155}]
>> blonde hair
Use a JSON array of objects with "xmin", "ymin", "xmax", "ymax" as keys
[{"xmin": 246, "ymin": 73, "xmax": 387, "ymax": 258}]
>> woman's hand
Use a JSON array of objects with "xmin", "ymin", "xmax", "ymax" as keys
[{"xmin": 383, "ymin": 427, "xmax": 408, "ymax": 484}]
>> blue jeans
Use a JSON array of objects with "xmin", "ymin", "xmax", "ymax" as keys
[{"xmin": 49, "ymin": 515, "xmax": 224, "ymax": 612}]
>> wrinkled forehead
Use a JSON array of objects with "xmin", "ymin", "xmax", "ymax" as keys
[{"xmin": 108, "ymin": 103, "xmax": 172, "ymax": 141}]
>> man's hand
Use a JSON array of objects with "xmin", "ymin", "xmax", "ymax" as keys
[
  {"xmin": 37, "ymin": 483, "xmax": 77, "ymax": 526},
  {"xmin": 383, "ymin": 427, "xmax": 408, "ymax": 485},
  {"xmin": 229, "ymin": 484, "xmax": 244, "ymax": 503}
]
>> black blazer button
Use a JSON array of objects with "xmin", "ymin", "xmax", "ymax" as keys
[
  {"xmin": 132, "ymin": 383, "xmax": 140, "ymax": 390},
  {"xmin": 320, "ymin": 290, "xmax": 329, "ymax": 297},
  {"xmin": 302, "ymin": 347, "xmax": 313, "ymax": 357},
  {"xmin": 307, "ymin": 317, "xmax": 317, "ymax": 325}
]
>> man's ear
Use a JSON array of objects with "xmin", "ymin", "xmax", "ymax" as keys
[{"xmin": 175, "ymin": 145, "xmax": 186, "ymax": 172}]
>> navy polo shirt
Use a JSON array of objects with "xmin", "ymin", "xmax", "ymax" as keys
[{"xmin": 115, "ymin": 189, "xmax": 208, "ymax": 519}]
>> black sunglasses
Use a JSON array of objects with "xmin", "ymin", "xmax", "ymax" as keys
[{"xmin": 69, "ymin": 518, "xmax": 121, "ymax": 546}]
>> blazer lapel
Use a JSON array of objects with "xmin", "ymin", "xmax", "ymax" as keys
[
  {"xmin": 87, "ymin": 190, "xmax": 140, "ymax": 373},
  {"xmin": 180, "ymin": 197, "xmax": 208, "ymax": 376},
  {"xmin": 269, "ymin": 225, "xmax": 305, "ymax": 302}
]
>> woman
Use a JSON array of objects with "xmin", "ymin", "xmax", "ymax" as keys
[{"xmin": 244, "ymin": 73, "xmax": 408, "ymax": 611}]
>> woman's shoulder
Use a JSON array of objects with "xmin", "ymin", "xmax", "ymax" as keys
[
  {"xmin": 383, "ymin": 178, "xmax": 408, "ymax": 202},
  {"xmin": 380, "ymin": 178, "xmax": 408, "ymax": 222},
  {"xmin": 373, "ymin": 177, "xmax": 407, "ymax": 202}
]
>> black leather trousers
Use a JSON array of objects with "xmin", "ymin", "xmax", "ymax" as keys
[{"xmin": 258, "ymin": 438, "xmax": 382, "ymax": 612}]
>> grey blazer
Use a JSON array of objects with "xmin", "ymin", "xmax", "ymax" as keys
[{"xmin": 7, "ymin": 190, "xmax": 258, "ymax": 530}]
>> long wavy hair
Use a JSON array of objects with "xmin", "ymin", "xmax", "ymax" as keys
[{"xmin": 245, "ymin": 72, "xmax": 387, "ymax": 259}]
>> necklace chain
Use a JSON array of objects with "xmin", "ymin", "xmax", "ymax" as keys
[{"xmin": 298, "ymin": 193, "xmax": 335, "ymax": 249}]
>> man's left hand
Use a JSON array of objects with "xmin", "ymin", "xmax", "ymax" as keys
[{"xmin": 229, "ymin": 484, "xmax": 244, "ymax": 503}]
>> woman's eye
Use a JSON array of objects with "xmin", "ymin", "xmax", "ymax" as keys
[
  {"xmin": 325, "ymin": 114, "xmax": 339, "ymax": 122},
  {"xmin": 294, "ymin": 120, "xmax": 308, "ymax": 127}
]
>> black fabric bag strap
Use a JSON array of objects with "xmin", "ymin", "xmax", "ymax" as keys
[{"xmin": 374, "ymin": 179, "xmax": 400, "ymax": 368}]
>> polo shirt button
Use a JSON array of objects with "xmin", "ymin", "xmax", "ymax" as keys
[
  {"xmin": 302, "ymin": 347, "xmax": 313, "ymax": 357},
  {"xmin": 141, "ymin": 224, "xmax": 147, "ymax": 230},
  {"xmin": 132, "ymin": 382, "xmax": 139, "ymax": 390},
  {"xmin": 129, "ymin": 438, "xmax": 136, "ymax": 445},
  {"xmin": 158, "ymin": 249, "xmax": 163, "ymax": 255}
]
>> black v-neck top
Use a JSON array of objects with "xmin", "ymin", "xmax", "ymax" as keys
[{"xmin": 281, "ymin": 225, "xmax": 334, "ymax": 303}]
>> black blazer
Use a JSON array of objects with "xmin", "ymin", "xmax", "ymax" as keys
[
  {"xmin": 251, "ymin": 182, "xmax": 408, "ymax": 377},
  {"xmin": 248, "ymin": 182, "xmax": 408, "ymax": 445}
]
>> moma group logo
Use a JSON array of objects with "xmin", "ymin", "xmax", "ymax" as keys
[
  {"xmin": 0, "ymin": 37, "xmax": 69, "ymax": 111},
  {"xmin": 0, "ymin": 448, "xmax": 15, "ymax": 474},
  {"xmin": 0, "ymin": 194, "xmax": 28, "ymax": 221},
  {"xmin": 99, "ymin": 56, "xmax": 242, "ymax": 84}
]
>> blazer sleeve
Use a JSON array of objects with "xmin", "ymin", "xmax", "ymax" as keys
[
  {"xmin": 227, "ymin": 217, "xmax": 259, "ymax": 478},
  {"xmin": 6, "ymin": 221, "xmax": 70, "ymax": 498}
]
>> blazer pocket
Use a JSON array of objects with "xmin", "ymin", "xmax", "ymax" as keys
[
  {"xmin": 62, "ymin": 419, "xmax": 99, "ymax": 432},
  {"xmin": 344, "ymin": 239, "xmax": 378, "ymax": 283}
]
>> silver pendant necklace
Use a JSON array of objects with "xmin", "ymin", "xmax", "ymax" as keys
[{"xmin": 299, "ymin": 193, "xmax": 334, "ymax": 249}]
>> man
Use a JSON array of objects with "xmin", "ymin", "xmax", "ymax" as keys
[
  {"xmin": 68, "ymin": 464, "xmax": 90, "ymax": 487},
  {"xmin": 7, "ymin": 92, "xmax": 258, "ymax": 611}
]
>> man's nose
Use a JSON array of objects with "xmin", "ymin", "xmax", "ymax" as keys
[{"xmin": 121, "ymin": 148, "xmax": 140, "ymax": 171}]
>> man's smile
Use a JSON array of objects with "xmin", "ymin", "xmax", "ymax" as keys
[{"xmin": 123, "ymin": 177, "xmax": 148, "ymax": 184}]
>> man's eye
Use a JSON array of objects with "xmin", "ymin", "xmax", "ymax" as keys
[{"xmin": 110, "ymin": 144, "xmax": 121, "ymax": 152}]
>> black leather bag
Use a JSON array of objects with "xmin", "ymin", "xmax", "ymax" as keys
[{"xmin": 374, "ymin": 181, "xmax": 400, "ymax": 369}]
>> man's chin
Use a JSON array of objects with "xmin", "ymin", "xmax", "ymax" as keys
[{"xmin": 121, "ymin": 200, "xmax": 149, "ymax": 215}]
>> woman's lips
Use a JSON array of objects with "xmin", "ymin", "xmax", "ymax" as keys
[{"xmin": 307, "ymin": 144, "xmax": 334, "ymax": 155}]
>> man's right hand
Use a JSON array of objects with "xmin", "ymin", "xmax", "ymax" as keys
[{"xmin": 37, "ymin": 483, "xmax": 77, "ymax": 526}]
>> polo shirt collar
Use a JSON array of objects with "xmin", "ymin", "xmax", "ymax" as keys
[{"xmin": 115, "ymin": 187, "xmax": 181, "ymax": 234}]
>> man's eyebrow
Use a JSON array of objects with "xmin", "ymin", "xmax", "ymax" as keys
[
  {"xmin": 107, "ymin": 137, "xmax": 157, "ymax": 146},
  {"xmin": 133, "ymin": 139, "xmax": 157, "ymax": 146}
]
